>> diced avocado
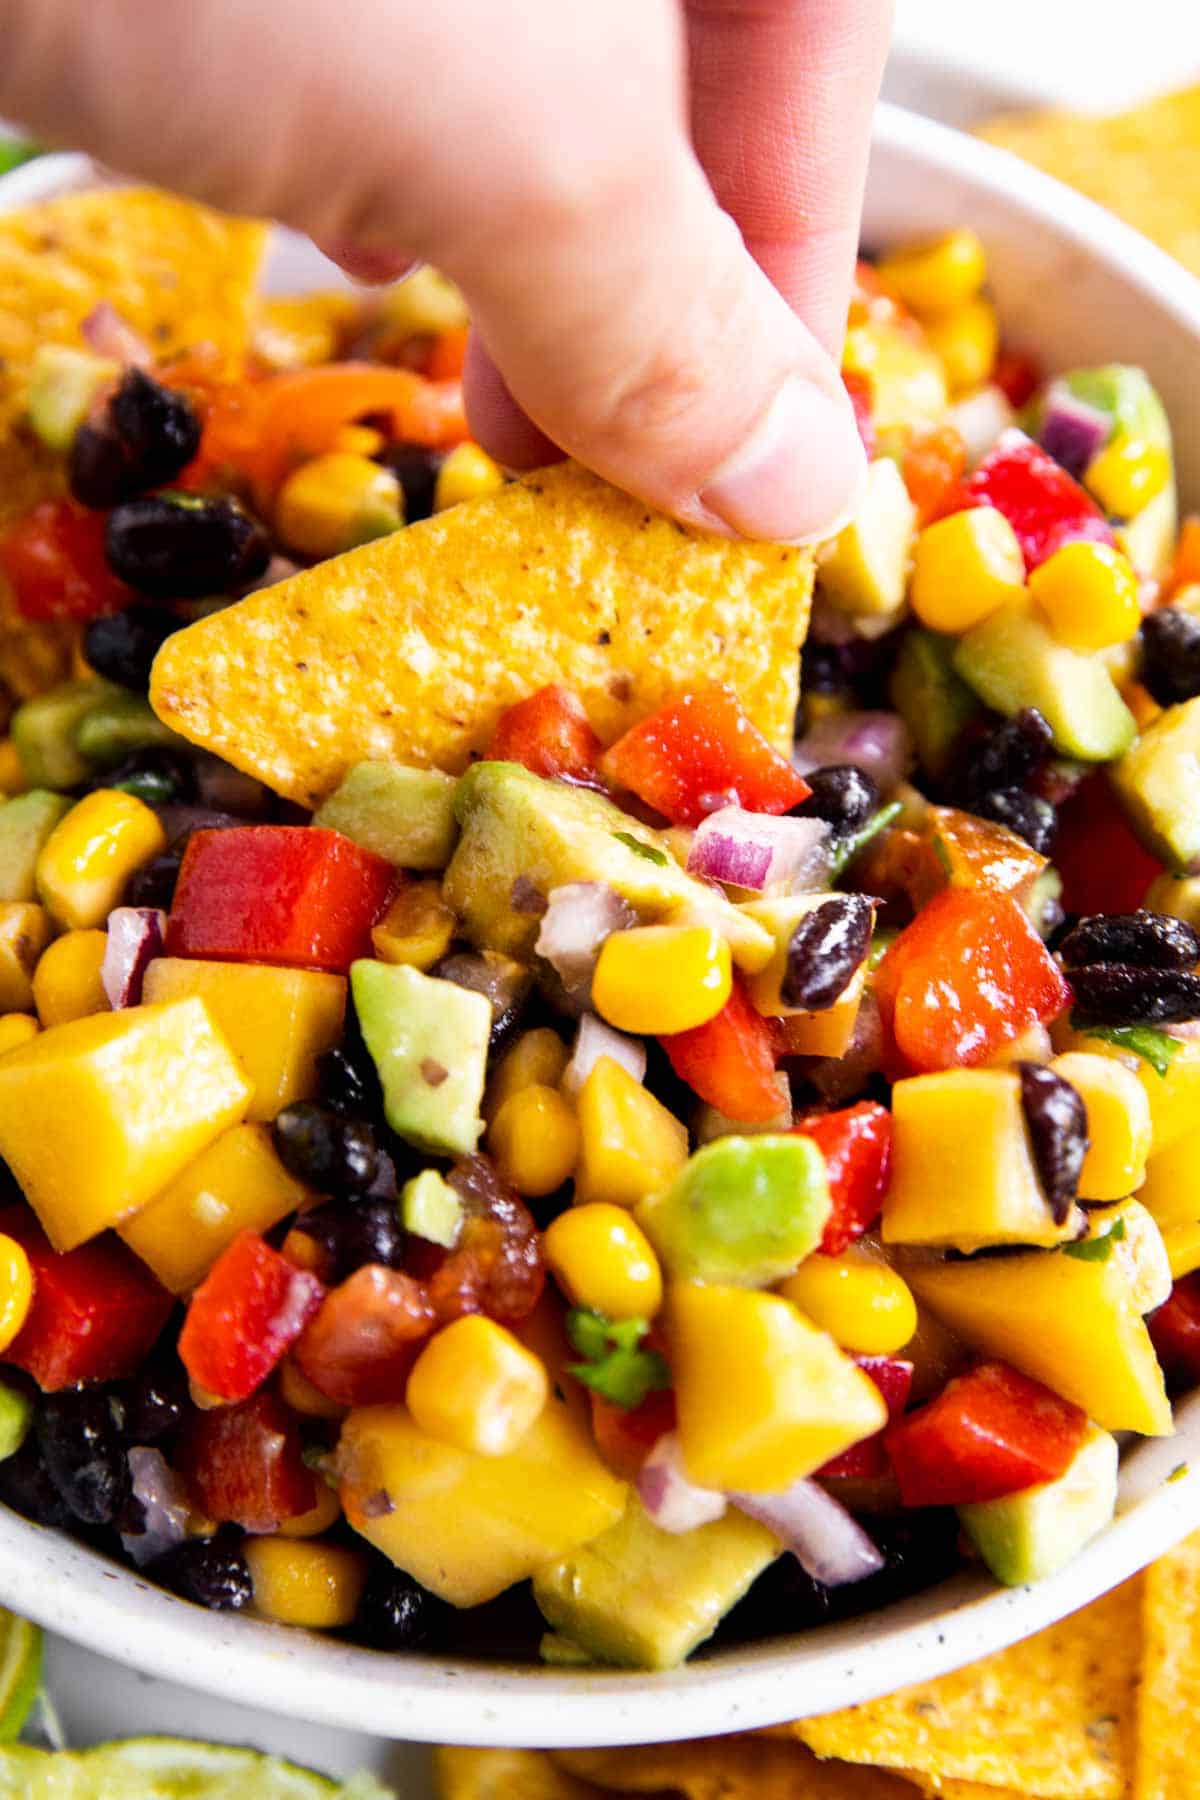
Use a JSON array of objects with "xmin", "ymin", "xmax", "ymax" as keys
[
  {"xmin": 26, "ymin": 344, "xmax": 117, "ymax": 452},
  {"xmin": 816, "ymin": 459, "xmax": 917, "ymax": 618},
  {"xmin": 444, "ymin": 762, "xmax": 770, "ymax": 968},
  {"xmin": 0, "ymin": 1378, "xmax": 32, "ymax": 1461},
  {"xmin": 1024, "ymin": 865, "xmax": 1064, "ymax": 938},
  {"xmin": 1113, "ymin": 697, "xmax": 1200, "ymax": 870},
  {"xmin": 953, "ymin": 603, "xmax": 1136, "ymax": 763},
  {"xmin": 314, "ymin": 762, "xmax": 459, "ymax": 871},
  {"xmin": 1117, "ymin": 478, "xmax": 1177, "ymax": 581},
  {"xmin": 0, "ymin": 790, "xmax": 71, "ymax": 901},
  {"xmin": 351, "ymin": 960, "xmax": 490, "ymax": 1156},
  {"xmin": 843, "ymin": 310, "xmax": 948, "ymax": 434},
  {"xmin": 12, "ymin": 680, "xmax": 121, "ymax": 789},
  {"xmin": 889, "ymin": 629, "xmax": 980, "ymax": 779},
  {"xmin": 400, "ymin": 1167, "xmax": 462, "ymax": 1247},
  {"xmin": 532, "ymin": 1496, "xmax": 779, "ymax": 1671},
  {"xmin": 636, "ymin": 1135, "xmax": 831, "ymax": 1286},
  {"xmin": 1060, "ymin": 364, "xmax": 1171, "ymax": 451},
  {"xmin": 74, "ymin": 692, "xmax": 182, "ymax": 769},
  {"xmin": 959, "ymin": 1424, "xmax": 1118, "ymax": 1586}
]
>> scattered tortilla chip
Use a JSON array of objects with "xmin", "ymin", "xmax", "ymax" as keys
[
  {"xmin": 1134, "ymin": 1527, "xmax": 1200, "ymax": 1800},
  {"xmin": 795, "ymin": 1577, "xmax": 1142, "ymax": 1799},
  {"xmin": 553, "ymin": 1738, "xmax": 919, "ymax": 1799},
  {"xmin": 978, "ymin": 85, "xmax": 1200, "ymax": 275},
  {"xmin": 151, "ymin": 460, "xmax": 814, "ymax": 807},
  {"xmin": 435, "ymin": 1746, "xmax": 615, "ymax": 1800}
]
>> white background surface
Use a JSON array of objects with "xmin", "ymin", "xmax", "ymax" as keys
[{"xmin": 33, "ymin": 4, "xmax": 1200, "ymax": 1789}]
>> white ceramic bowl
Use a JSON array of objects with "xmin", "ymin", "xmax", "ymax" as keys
[{"xmin": 3, "ymin": 103, "xmax": 1200, "ymax": 1749}]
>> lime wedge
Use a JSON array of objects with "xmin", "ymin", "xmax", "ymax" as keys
[
  {"xmin": 0, "ymin": 1611, "xmax": 40, "ymax": 1744},
  {"xmin": 0, "ymin": 1737, "xmax": 394, "ymax": 1799}
]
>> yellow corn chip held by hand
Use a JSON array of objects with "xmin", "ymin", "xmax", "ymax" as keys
[
  {"xmin": 1135, "ymin": 1526, "xmax": 1200, "ymax": 1800},
  {"xmin": 554, "ymin": 1739, "xmax": 919, "ymax": 1798},
  {"xmin": 151, "ymin": 461, "xmax": 815, "ymax": 808},
  {"xmin": 436, "ymin": 1746, "xmax": 617, "ymax": 1800}
]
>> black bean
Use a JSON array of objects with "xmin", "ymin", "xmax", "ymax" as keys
[
  {"xmin": 124, "ymin": 848, "xmax": 182, "ymax": 910},
  {"xmin": 780, "ymin": 894, "xmax": 873, "ymax": 1012},
  {"xmin": 36, "ymin": 1388, "xmax": 131, "ymax": 1527},
  {"xmin": 83, "ymin": 604, "xmax": 181, "ymax": 693},
  {"xmin": 1069, "ymin": 963, "xmax": 1200, "ymax": 1025},
  {"xmin": 800, "ymin": 642, "xmax": 844, "ymax": 696},
  {"xmin": 119, "ymin": 1358, "xmax": 188, "ymax": 1445},
  {"xmin": 353, "ymin": 1564, "xmax": 446, "ymax": 1650},
  {"xmin": 272, "ymin": 1101, "xmax": 381, "ymax": 1196},
  {"xmin": 105, "ymin": 494, "xmax": 271, "ymax": 599},
  {"xmin": 955, "ymin": 708, "xmax": 1054, "ymax": 802},
  {"xmin": 1018, "ymin": 1062, "xmax": 1089, "ymax": 1222},
  {"xmin": 378, "ymin": 443, "xmax": 443, "ymax": 524},
  {"xmin": 1141, "ymin": 607, "xmax": 1200, "ymax": 708},
  {"xmin": 299, "ymin": 1197, "xmax": 406, "ymax": 1283},
  {"xmin": 0, "ymin": 1436, "xmax": 73, "ymax": 1529},
  {"xmin": 1058, "ymin": 910, "xmax": 1200, "ymax": 971},
  {"xmin": 437, "ymin": 952, "xmax": 532, "ymax": 1051},
  {"xmin": 971, "ymin": 787, "xmax": 1057, "ymax": 854},
  {"xmin": 316, "ymin": 1043, "xmax": 380, "ymax": 1119},
  {"xmin": 790, "ymin": 764, "xmax": 880, "ymax": 834},
  {"xmin": 151, "ymin": 1534, "xmax": 252, "ymax": 1611},
  {"xmin": 87, "ymin": 746, "xmax": 196, "ymax": 810},
  {"xmin": 69, "ymin": 369, "xmax": 201, "ymax": 509}
]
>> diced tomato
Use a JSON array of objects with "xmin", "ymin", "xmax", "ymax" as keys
[
  {"xmin": 885, "ymin": 1360, "xmax": 1087, "ymax": 1507},
  {"xmin": 166, "ymin": 826, "xmax": 394, "ymax": 974},
  {"xmin": 1054, "ymin": 775, "xmax": 1162, "ymax": 916},
  {"xmin": 294, "ymin": 1264, "xmax": 436, "ymax": 1406},
  {"xmin": 992, "ymin": 349, "xmax": 1042, "ymax": 410},
  {"xmin": 177, "ymin": 1389, "xmax": 315, "ymax": 1531},
  {"xmin": 1149, "ymin": 1275, "xmax": 1200, "ymax": 1381},
  {"xmin": 601, "ymin": 688, "xmax": 810, "ymax": 827},
  {"xmin": 842, "ymin": 371, "xmax": 876, "ymax": 460},
  {"xmin": 661, "ymin": 978, "xmax": 785, "ymax": 1123},
  {"xmin": 0, "ymin": 1206, "xmax": 171, "ymax": 1392},
  {"xmin": 820, "ymin": 1355, "xmax": 913, "ymax": 1479},
  {"xmin": 793, "ymin": 1101, "xmax": 892, "ymax": 1254},
  {"xmin": 902, "ymin": 424, "xmax": 967, "ymax": 525},
  {"xmin": 590, "ymin": 1387, "xmax": 678, "ymax": 1480},
  {"xmin": 875, "ymin": 888, "xmax": 1071, "ymax": 1073},
  {"xmin": 487, "ymin": 684, "xmax": 602, "ymax": 785},
  {"xmin": 963, "ymin": 431, "xmax": 1114, "ymax": 570},
  {"xmin": 178, "ymin": 1231, "xmax": 324, "ymax": 1404},
  {"xmin": 1168, "ymin": 515, "xmax": 1200, "ymax": 598},
  {"xmin": 0, "ymin": 500, "xmax": 130, "ymax": 622}
]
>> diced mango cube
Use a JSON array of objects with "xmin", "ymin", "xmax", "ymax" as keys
[
  {"xmin": 1139, "ymin": 1121, "xmax": 1200, "ymax": 1231},
  {"xmin": 0, "ymin": 902, "xmax": 50, "ymax": 1013},
  {"xmin": 0, "ymin": 997, "xmax": 253, "ymax": 1249},
  {"xmin": 574, "ymin": 1056, "xmax": 689, "ymax": 1208},
  {"xmin": 1050, "ymin": 1051, "xmax": 1151, "ymax": 1202},
  {"xmin": 1054, "ymin": 1026, "xmax": 1200, "ymax": 1155}
]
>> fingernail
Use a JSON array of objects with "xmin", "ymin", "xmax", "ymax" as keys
[
  {"xmin": 319, "ymin": 241, "xmax": 420, "ymax": 285},
  {"xmin": 697, "ymin": 376, "xmax": 868, "ymax": 544}
]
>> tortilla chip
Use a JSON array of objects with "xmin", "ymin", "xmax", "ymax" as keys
[
  {"xmin": 435, "ymin": 1746, "xmax": 616, "ymax": 1800},
  {"xmin": 796, "ymin": 1576, "xmax": 1142, "ymax": 1799},
  {"xmin": 553, "ymin": 1738, "xmax": 919, "ymax": 1799},
  {"xmin": 1134, "ymin": 1527, "xmax": 1200, "ymax": 1800},
  {"xmin": 151, "ymin": 460, "xmax": 814, "ymax": 807},
  {"xmin": 978, "ymin": 85, "xmax": 1200, "ymax": 275}
]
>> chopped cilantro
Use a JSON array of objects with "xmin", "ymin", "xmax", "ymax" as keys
[
  {"xmin": 613, "ymin": 831, "xmax": 668, "ymax": 867},
  {"xmin": 829, "ymin": 801, "xmax": 902, "ymax": 879},
  {"xmin": 869, "ymin": 926, "xmax": 899, "ymax": 971},
  {"xmin": 1064, "ymin": 1215, "xmax": 1127, "ymax": 1262},
  {"xmin": 1168, "ymin": 1461, "xmax": 1191, "ymax": 1484},
  {"xmin": 566, "ymin": 1307, "xmax": 671, "ymax": 1409},
  {"xmin": 931, "ymin": 833, "xmax": 953, "ymax": 877},
  {"xmin": 1070, "ymin": 1020, "xmax": 1180, "ymax": 1078},
  {"xmin": 0, "ymin": 139, "xmax": 43, "ymax": 177}
]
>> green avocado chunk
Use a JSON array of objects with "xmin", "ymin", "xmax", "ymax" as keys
[
  {"xmin": 74, "ymin": 692, "xmax": 182, "ymax": 769},
  {"xmin": 314, "ymin": 762, "xmax": 459, "ymax": 871},
  {"xmin": 11, "ymin": 680, "xmax": 122, "ymax": 790},
  {"xmin": 0, "ymin": 1379, "xmax": 31, "ymax": 1462},
  {"xmin": 351, "ymin": 960, "xmax": 490, "ymax": 1157},
  {"xmin": 889, "ymin": 628, "xmax": 980, "ymax": 780},
  {"xmin": 1113, "ymin": 695, "xmax": 1200, "ymax": 871},
  {"xmin": 636, "ymin": 1135, "xmax": 831, "ymax": 1287},
  {"xmin": 532, "ymin": 1496, "xmax": 779, "ymax": 1670},
  {"xmin": 1040, "ymin": 367, "xmax": 1177, "ymax": 577},
  {"xmin": 958, "ymin": 1423, "xmax": 1118, "ymax": 1585},
  {"xmin": 400, "ymin": 1168, "xmax": 462, "ymax": 1247},
  {"xmin": 26, "ymin": 344, "xmax": 118, "ymax": 453},
  {"xmin": 444, "ymin": 761, "xmax": 770, "ymax": 966},
  {"xmin": 0, "ymin": 790, "xmax": 71, "ymax": 901},
  {"xmin": 953, "ymin": 603, "xmax": 1136, "ymax": 763}
]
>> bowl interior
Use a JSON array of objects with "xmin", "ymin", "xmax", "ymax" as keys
[{"xmin": 2, "ymin": 105, "xmax": 1200, "ymax": 1747}]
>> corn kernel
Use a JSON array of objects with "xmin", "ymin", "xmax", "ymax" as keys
[
  {"xmin": 925, "ymin": 298, "xmax": 999, "ymax": 396},
  {"xmin": 544, "ymin": 1203, "xmax": 663, "ymax": 1321},
  {"xmin": 379, "ymin": 265, "xmax": 469, "ymax": 338},
  {"xmin": 36, "ymin": 790, "xmax": 165, "ymax": 931},
  {"xmin": 244, "ymin": 1535, "xmax": 368, "ymax": 1629},
  {"xmin": 0, "ymin": 741, "xmax": 26, "ymax": 796},
  {"xmin": 909, "ymin": 505, "xmax": 1025, "ymax": 633},
  {"xmin": 329, "ymin": 423, "xmax": 386, "ymax": 459},
  {"xmin": 575, "ymin": 1056, "xmax": 689, "ymax": 1209},
  {"xmin": 779, "ymin": 1251, "xmax": 917, "ymax": 1356},
  {"xmin": 32, "ymin": 928, "xmax": 109, "ymax": 1028},
  {"xmin": 0, "ymin": 904, "xmax": 51, "ymax": 1013},
  {"xmin": 433, "ymin": 442, "xmax": 505, "ymax": 512},
  {"xmin": 251, "ymin": 292, "xmax": 357, "ymax": 371},
  {"xmin": 485, "ymin": 1026, "xmax": 570, "ymax": 1121},
  {"xmin": 876, "ymin": 230, "xmax": 988, "ymax": 318},
  {"xmin": 1049, "ymin": 1051, "xmax": 1151, "ymax": 1201},
  {"xmin": 370, "ymin": 879, "xmax": 456, "ymax": 970},
  {"xmin": 489, "ymin": 1082, "xmax": 579, "ymax": 1197},
  {"xmin": 1145, "ymin": 872, "xmax": 1200, "ymax": 931},
  {"xmin": 275, "ymin": 452, "xmax": 403, "ymax": 560},
  {"xmin": 1028, "ymin": 540, "xmax": 1140, "ymax": 651},
  {"xmin": 0, "ymin": 1233, "xmax": 33, "ymax": 1353},
  {"xmin": 280, "ymin": 1354, "xmax": 348, "ymax": 1420},
  {"xmin": 277, "ymin": 1482, "xmax": 342, "ymax": 1539},
  {"xmin": 1085, "ymin": 435, "xmax": 1171, "ymax": 518},
  {"xmin": 0, "ymin": 1014, "xmax": 37, "ymax": 1057},
  {"xmin": 592, "ymin": 924, "xmax": 732, "ymax": 1035},
  {"xmin": 406, "ymin": 1314, "xmax": 550, "ymax": 1456}
]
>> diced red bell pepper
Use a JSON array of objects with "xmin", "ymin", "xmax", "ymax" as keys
[
  {"xmin": 1149, "ymin": 1275, "xmax": 1200, "ymax": 1381},
  {"xmin": 820, "ymin": 1355, "xmax": 913, "ymax": 1478},
  {"xmin": 166, "ymin": 826, "xmax": 394, "ymax": 974},
  {"xmin": 0, "ymin": 500, "xmax": 130, "ymax": 622},
  {"xmin": 902, "ymin": 424, "xmax": 967, "ymax": 526},
  {"xmin": 793, "ymin": 1101, "xmax": 892, "ymax": 1254},
  {"xmin": 0, "ymin": 1206, "xmax": 171, "ymax": 1391},
  {"xmin": 992, "ymin": 349, "xmax": 1042, "ymax": 410},
  {"xmin": 842, "ymin": 371, "xmax": 876, "ymax": 460},
  {"xmin": 600, "ymin": 687, "xmax": 810, "ymax": 827},
  {"xmin": 885, "ymin": 1360, "xmax": 1087, "ymax": 1507},
  {"xmin": 661, "ymin": 978, "xmax": 785, "ymax": 1124},
  {"xmin": 1054, "ymin": 774, "xmax": 1162, "ymax": 916},
  {"xmin": 178, "ymin": 1230, "xmax": 325, "ymax": 1404},
  {"xmin": 487, "ymin": 684, "xmax": 602, "ymax": 785},
  {"xmin": 294, "ymin": 1264, "xmax": 436, "ymax": 1406},
  {"xmin": 963, "ymin": 431, "xmax": 1114, "ymax": 571},
  {"xmin": 875, "ymin": 888, "xmax": 1071, "ymax": 1073},
  {"xmin": 590, "ymin": 1386, "xmax": 678, "ymax": 1480},
  {"xmin": 177, "ymin": 1388, "xmax": 315, "ymax": 1531}
]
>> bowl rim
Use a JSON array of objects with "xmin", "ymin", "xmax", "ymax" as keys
[{"xmin": 3, "ymin": 101, "xmax": 1200, "ymax": 1746}]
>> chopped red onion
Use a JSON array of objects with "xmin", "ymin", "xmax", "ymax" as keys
[
  {"xmin": 102, "ymin": 907, "xmax": 166, "ymax": 1008},
  {"xmin": 732, "ymin": 1478, "xmax": 883, "ymax": 1587},
  {"xmin": 637, "ymin": 1433, "xmax": 727, "ymax": 1534},
  {"xmin": 81, "ymin": 302, "xmax": 154, "ymax": 368},
  {"xmin": 121, "ymin": 1448, "xmax": 191, "ymax": 1567},
  {"xmin": 793, "ymin": 711, "xmax": 912, "ymax": 795},
  {"xmin": 945, "ymin": 385, "xmax": 1015, "ymax": 467},
  {"xmin": 687, "ymin": 808, "xmax": 829, "ymax": 894},
  {"xmin": 562, "ymin": 1012, "xmax": 646, "ymax": 1098},
  {"xmin": 535, "ymin": 882, "xmax": 637, "ymax": 1003},
  {"xmin": 1037, "ymin": 382, "xmax": 1111, "ymax": 480}
]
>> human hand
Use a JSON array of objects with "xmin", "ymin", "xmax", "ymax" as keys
[{"xmin": 0, "ymin": 0, "xmax": 891, "ymax": 542}]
